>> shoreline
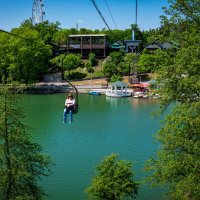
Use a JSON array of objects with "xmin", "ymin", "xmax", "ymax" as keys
[
  {"xmin": 7, "ymin": 77, "xmax": 154, "ymax": 97},
  {"xmin": 24, "ymin": 81, "xmax": 108, "ymax": 94}
]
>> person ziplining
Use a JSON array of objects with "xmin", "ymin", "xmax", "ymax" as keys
[
  {"xmin": 63, "ymin": 94, "xmax": 75, "ymax": 124},
  {"xmin": 62, "ymin": 80, "xmax": 79, "ymax": 125}
]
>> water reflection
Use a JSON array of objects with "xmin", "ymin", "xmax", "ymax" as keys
[
  {"xmin": 105, "ymin": 96, "xmax": 158, "ymax": 108},
  {"xmin": 105, "ymin": 96, "xmax": 131, "ymax": 107},
  {"xmin": 130, "ymin": 98, "xmax": 158, "ymax": 107}
]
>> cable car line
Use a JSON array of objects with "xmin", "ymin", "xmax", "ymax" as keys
[
  {"xmin": 91, "ymin": 0, "xmax": 111, "ymax": 31},
  {"xmin": 104, "ymin": 0, "xmax": 118, "ymax": 29},
  {"xmin": 0, "ymin": 29, "xmax": 34, "ymax": 42}
]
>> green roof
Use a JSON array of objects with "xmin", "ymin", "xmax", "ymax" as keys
[
  {"xmin": 110, "ymin": 81, "xmax": 128, "ymax": 87},
  {"xmin": 111, "ymin": 42, "xmax": 125, "ymax": 49}
]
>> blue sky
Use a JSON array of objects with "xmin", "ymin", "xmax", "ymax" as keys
[{"xmin": 1, "ymin": 0, "xmax": 169, "ymax": 31}]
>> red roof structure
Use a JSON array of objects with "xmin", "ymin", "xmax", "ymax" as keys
[{"xmin": 130, "ymin": 83, "xmax": 149, "ymax": 88}]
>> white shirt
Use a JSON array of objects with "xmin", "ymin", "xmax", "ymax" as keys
[{"xmin": 65, "ymin": 98, "xmax": 75, "ymax": 107}]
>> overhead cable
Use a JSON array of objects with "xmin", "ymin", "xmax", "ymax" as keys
[
  {"xmin": 0, "ymin": 29, "xmax": 33, "ymax": 42},
  {"xmin": 91, "ymin": 0, "xmax": 111, "ymax": 31},
  {"xmin": 104, "ymin": 0, "xmax": 118, "ymax": 29}
]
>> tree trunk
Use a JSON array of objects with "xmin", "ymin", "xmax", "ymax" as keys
[{"xmin": 3, "ymin": 95, "xmax": 12, "ymax": 200}]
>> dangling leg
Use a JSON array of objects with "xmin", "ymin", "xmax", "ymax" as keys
[
  {"xmin": 63, "ymin": 108, "xmax": 67, "ymax": 123},
  {"xmin": 69, "ymin": 110, "xmax": 73, "ymax": 124}
]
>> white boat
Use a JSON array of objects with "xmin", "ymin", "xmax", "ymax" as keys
[
  {"xmin": 106, "ymin": 90, "xmax": 132, "ymax": 97},
  {"xmin": 133, "ymin": 91, "xmax": 149, "ymax": 98},
  {"xmin": 106, "ymin": 81, "xmax": 132, "ymax": 98},
  {"xmin": 133, "ymin": 91, "xmax": 143, "ymax": 98}
]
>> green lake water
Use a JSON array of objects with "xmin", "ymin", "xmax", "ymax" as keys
[{"xmin": 23, "ymin": 94, "xmax": 168, "ymax": 200}]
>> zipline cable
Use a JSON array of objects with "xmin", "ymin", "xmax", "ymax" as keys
[
  {"xmin": 104, "ymin": 0, "xmax": 118, "ymax": 29},
  {"xmin": 91, "ymin": 0, "xmax": 111, "ymax": 31},
  {"xmin": 0, "ymin": 29, "xmax": 34, "ymax": 42}
]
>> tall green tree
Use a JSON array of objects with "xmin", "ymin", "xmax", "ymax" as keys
[
  {"xmin": 124, "ymin": 53, "xmax": 137, "ymax": 75},
  {"xmin": 102, "ymin": 51, "xmax": 125, "ymax": 82},
  {"xmin": 102, "ymin": 29, "xmax": 132, "ymax": 44},
  {"xmin": 146, "ymin": 102, "xmax": 200, "ymax": 200},
  {"xmin": 88, "ymin": 53, "xmax": 97, "ymax": 67},
  {"xmin": 85, "ymin": 53, "xmax": 96, "ymax": 74},
  {"xmin": 79, "ymin": 28, "xmax": 93, "ymax": 35},
  {"xmin": 0, "ymin": 32, "xmax": 11, "ymax": 83},
  {"xmin": 53, "ymin": 29, "xmax": 70, "ymax": 46},
  {"xmin": 0, "ymin": 86, "xmax": 51, "ymax": 200},
  {"xmin": 34, "ymin": 20, "xmax": 61, "ymax": 44},
  {"xmin": 86, "ymin": 153, "xmax": 138, "ymax": 200},
  {"xmin": 0, "ymin": 27, "xmax": 52, "ymax": 84},
  {"xmin": 102, "ymin": 57, "xmax": 119, "ymax": 82},
  {"xmin": 145, "ymin": 1, "xmax": 200, "ymax": 199},
  {"xmin": 62, "ymin": 54, "xmax": 82, "ymax": 76},
  {"xmin": 138, "ymin": 49, "xmax": 175, "ymax": 73},
  {"xmin": 52, "ymin": 53, "xmax": 82, "ymax": 77}
]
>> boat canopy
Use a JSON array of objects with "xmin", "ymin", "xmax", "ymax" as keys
[{"xmin": 109, "ymin": 81, "xmax": 128, "ymax": 87}]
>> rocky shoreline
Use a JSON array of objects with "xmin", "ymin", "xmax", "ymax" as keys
[
  {"xmin": 25, "ymin": 83, "xmax": 69, "ymax": 94},
  {"xmin": 24, "ymin": 82, "xmax": 106, "ymax": 94}
]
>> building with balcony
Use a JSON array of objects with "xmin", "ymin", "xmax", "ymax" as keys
[{"xmin": 63, "ymin": 34, "xmax": 107, "ymax": 58}]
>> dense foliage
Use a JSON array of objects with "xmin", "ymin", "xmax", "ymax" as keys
[
  {"xmin": 86, "ymin": 153, "xmax": 138, "ymax": 200},
  {"xmin": 147, "ymin": 102, "xmax": 200, "ymax": 200},
  {"xmin": 102, "ymin": 51, "xmax": 131, "ymax": 82},
  {"xmin": 0, "ymin": 18, "xmax": 159, "ymax": 83},
  {"xmin": 85, "ymin": 53, "xmax": 96, "ymax": 73},
  {"xmin": 51, "ymin": 53, "xmax": 83, "ymax": 79},
  {"xmin": 0, "ymin": 27, "xmax": 52, "ymax": 84},
  {"xmin": 145, "ymin": 0, "xmax": 200, "ymax": 199},
  {"xmin": 138, "ymin": 50, "xmax": 158, "ymax": 73},
  {"xmin": 0, "ymin": 86, "xmax": 51, "ymax": 200}
]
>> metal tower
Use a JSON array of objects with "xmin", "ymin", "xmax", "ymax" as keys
[{"xmin": 32, "ymin": 0, "xmax": 45, "ymax": 25}]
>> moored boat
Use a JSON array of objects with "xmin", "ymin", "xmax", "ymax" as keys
[
  {"xmin": 88, "ymin": 91, "xmax": 101, "ymax": 95},
  {"xmin": 106, "ymin": 81, "xmax": 132, "ymax": 98}
]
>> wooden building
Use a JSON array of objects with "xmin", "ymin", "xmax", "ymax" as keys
[{"xmin": 63, "ymin": 34, "xmax": 107, "ymax": 58}]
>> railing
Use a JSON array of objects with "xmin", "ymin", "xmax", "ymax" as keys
[{"xmin": 68, "ymin": 44, "xmax": 106, "ymax": 49}]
